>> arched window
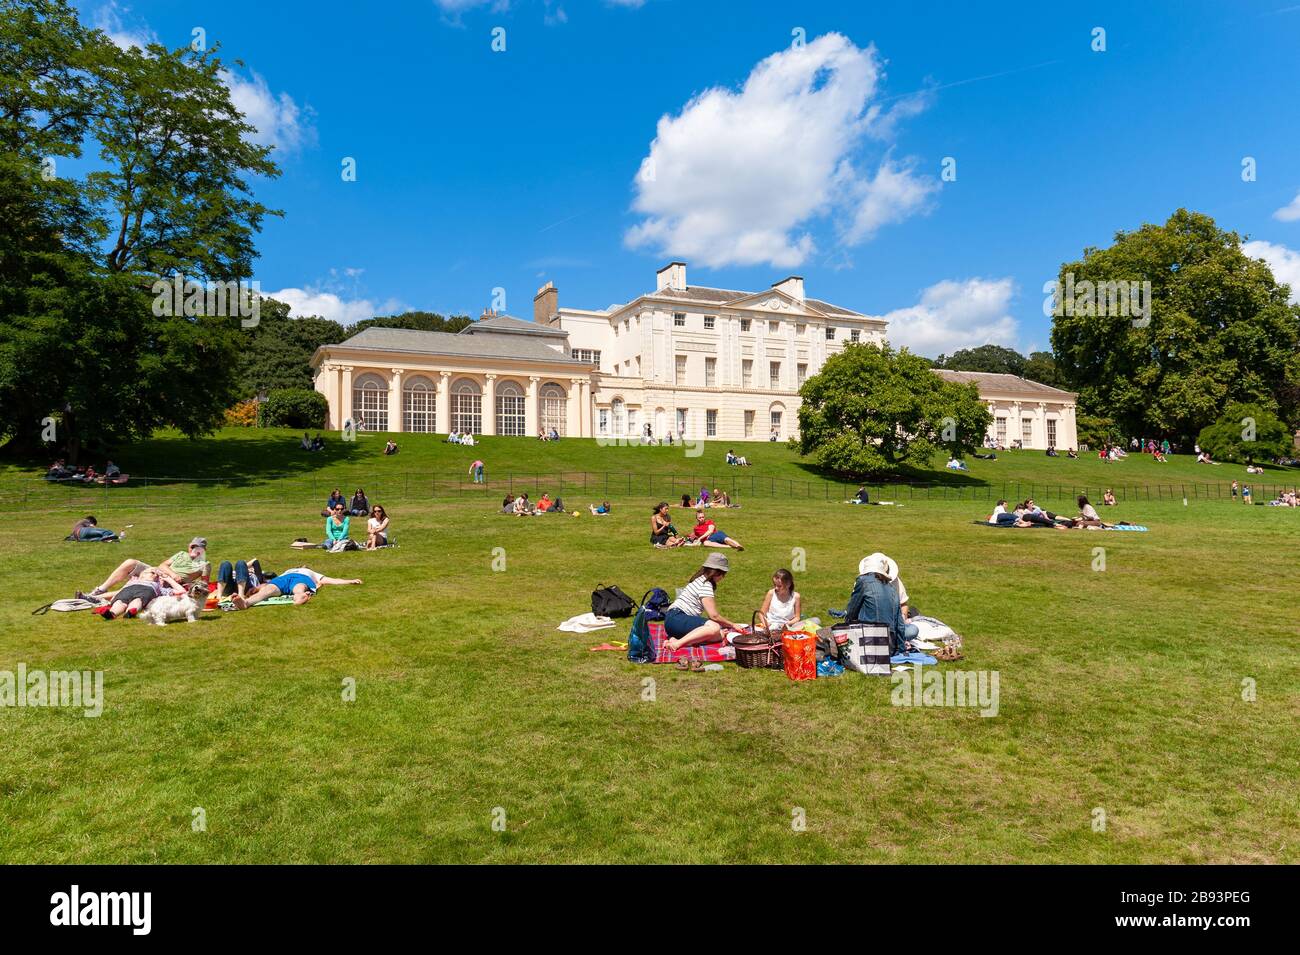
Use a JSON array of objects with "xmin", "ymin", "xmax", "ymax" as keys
[
  {"xmin": 353, "ymin": 373, "xmax": 389, "ymax": 431},
  {"xmin": 495, "ymin": 380, "xmax": 526, "ymax": 436},
  {"xmin": 611, "ymin": 397, "xmax": 626, "ymax": 436},
  {"xmin": 451, "ymin": 378, "xmax": 481, "ymax": 434},
  {"xmin": 402, "ymin": 375, "xmax": 435, "ymax": 433},
  {"xmin": 540, "ymin": 382, "xmax": 566, "ymax": 436},
  {"xmin": 768, "ymin": 401, "xmax": 786, "ymax": 439}
]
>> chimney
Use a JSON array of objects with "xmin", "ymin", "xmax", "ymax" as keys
[
  {"xmin": 533, "ymin": 281, "xmax": 558, "ymax": 324},
  {"xmin": 656, "ymin": 261, "xmax": 687, "ymax": 292},
  {"xmin": 480, "ymin": 308, "xmax": 498, "ymax": 321},
  {"xmin": 772, "ymin": 276, "xmax": 805, "ymax": 301}
]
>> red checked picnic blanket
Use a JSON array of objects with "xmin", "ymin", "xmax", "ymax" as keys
[{"xmin": 648, "ymin": 620, "xmax": 736, "ymax": 663}]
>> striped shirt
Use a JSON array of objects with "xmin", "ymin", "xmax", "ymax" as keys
[{"xmin": 669, "ymin": 577, "xmax": 715, "ymax": 616}]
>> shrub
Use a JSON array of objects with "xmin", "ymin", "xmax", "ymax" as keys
[
  {"xmin": 260, "ymin": 389, "xmax": 329, "ymax": 429},
  {"xmin": 1196, "ymin": 404, "xmax": 1292, "ymax": 464},
  {"xmin": 224, "ymin": 399, "xmax": 259, "ymax": 428}
]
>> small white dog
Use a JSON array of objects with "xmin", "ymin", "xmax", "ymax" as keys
[{"xmin": 139, "ymin": 592, "xmax": 200, "ymax": 627}]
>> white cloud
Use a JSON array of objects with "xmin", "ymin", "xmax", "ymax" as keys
[
  {"xmin": 265, "ymin": 287, "xmax": 405, "ymax": 327},
  {"xmin": 883, "ymin": 278, "xmax": 1019, "ymax": 357},
  {"xmin": 221, "ymin": 69, "xmax": 314, "ymax": 154},
  {"xmin": 1243, "ymin": 239, "xmax": 1300, "ymax": 304},
  {"xmin": 625, "ymin": 33, "xmax": 937, "ymax": 269},
  {"xmin": 94, "ymin": 2, "xmax": 155, "ymax": 50},
  {"xmin": 1273, "ymin": 190, "xmax": 1300, "ymax": 222}
]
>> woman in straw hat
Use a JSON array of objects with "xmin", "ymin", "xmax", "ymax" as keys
[
  {"xmin": 846, "ymin": 553, "xmax": 918, "ymax": 652},
  {"xmin": 663, "ymin": 552, "xmax": 740, "ymax": 652}
]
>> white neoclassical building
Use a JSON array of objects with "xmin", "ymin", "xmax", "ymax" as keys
[
  {"xmin": 934, "ymin": 371, "xmax": 1079, "ymax": 451},
  {"xmin": 310, "ymin": 261, "xmax": 1077, "ymax": 449}
]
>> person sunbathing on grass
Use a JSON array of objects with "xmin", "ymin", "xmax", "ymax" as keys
[
  {"xmin": 101, "ymin": 568, "xmax": 185, "ymax": 620},
  {"xmin": 689, "ymin": 510, "xmax": 744, "ymax": 550},
  {"xmin": 663, "ymin": 553, "xmax": 740, "ymax": 652},
  {"xmin": 80, "ymin": 538, "xmax": 210, "ymax": 600},
  {"xmin": 229, "ymin": 567, "xmax": 362, "ymax": 609},
  {"xmin": 588, "ymin": 501, "xmax": 612, "ymax": 515}
]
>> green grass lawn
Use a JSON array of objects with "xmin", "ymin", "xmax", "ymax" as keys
[{"xmin": 1, "ymin": 435, "xmax": 1297, "ymax": 862}]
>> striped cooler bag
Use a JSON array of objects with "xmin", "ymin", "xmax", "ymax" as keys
[{"xmin": 834, "ymin": 621, "xmax": 891, "ymax": 676}]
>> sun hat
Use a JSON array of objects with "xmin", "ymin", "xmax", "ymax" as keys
[
  {"xmin": 858, "ymin": 553, "xmax": 893, "ymax": 579},
  {"xmin": 702, "ymin": 552, "xmax": 731, "ymax": 573},
  {"xmin": 189, "ymin": 537, "xmax": 208, "ymax": 549}
]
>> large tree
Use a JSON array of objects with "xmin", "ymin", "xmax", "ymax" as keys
[
  {"xmin": 935, "ymin": 344, "xmax": 1026, "ymax": 377},
  {"xmin": 1050, "ymin": 209, "xmax": 1300, "ymax": 442},
  {"xmin": 0, "ymin": 0, "xmax": 279, "ymax": 459},
  {"xmin": 796, "ymin": 342, "xmax": 992, "ymax": 476}
]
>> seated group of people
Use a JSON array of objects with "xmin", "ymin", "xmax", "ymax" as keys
[
  {"xmin": 649, "ymin": 502, "xmax": 743, "ymax": 550},
  {"xmin": 321, "ymin": 496, "xmax": 391, "ymax": 549},
  {"xmin": 46, "ymin": 459, "xmax": 123, "ymax": 483},
  {"xmin": 300, "ymin": 433, "xmax": 326, "ymax": 452},
  {"xmin": 724, "ymin": 449, "xmax": 751, "ymax": 467},
  {"xmin": 679, "ymin": 487, "xmax": 733, "ymax": 509},
  {"xmin": 946, "ymin": 456, "xmax": 969, "ymax": 471},
  {"xmin": 445, "ymin": 431, "xmax": 476, "ymax": 446},
  {"xmin": 985, "ymin": 494, "xmax": 1119, "ymax": 528},
  {"xmin": 1266, "ymin": 488, "xmax": 1298, "ymax": 507},
  {"xmin": 502, "ymin": 491, "xmax": 568, "ymax": 516},
  {"xmin": 383, "ymin": 439, "xmax": 399, "ymax": 455},
  {"xmin": 74, "ymin": 537, "xmax": 361, "ymax": 617},
  {"xmin": 537, "ymin": 428, "xmax": 561, "ymax": 441},
  {"xmin": 659, "ymin": 552, "xmax": 919, "ymax": 659}
]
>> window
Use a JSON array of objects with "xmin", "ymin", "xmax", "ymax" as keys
[
  {"xmin": 495, "ymin": 381, "xmax": 526, "ymax": 436},
  {"xmin": 769, "ymin": 361, "xmax": 781, "ymax": 389},
  {"xmin": 996, "ymin": 417, "xmax": 1007, "ymax": 444},
  {"xmin": 675, "ymin": 355, "xmax": 687, "ymax": 385},
  {"xmin": 742, "ymin": 359, "xmax": 753, "ymax": 388},
  {"xmin": 850, "ymin": 329, "xmax": 860, "ymax": 343},
  {"xmin": 627, "ymin": 407, "xmax": 638, "ymax": 436},
  {"xmin": 1047, "ymin": 419, "xmax": 1057, "ymax": 447},
  {"xmin": 1022, "ymin": 417, "xmax": 1034, "ymax": 443},
  {"xmin": 676, "ymin": 408, "xmax": 687, "ymax": 434},
  {"xmin": 540, "ymin": 382, "xmax": 566, "ymax": 436},
  {"xmin": 706, "ymin": 409, "xmax": 718, "ymax": 437},
  {"xmin": 768, "ymin": 320, "xmax": 779, "ymax": 335},
  {"xmin": 796, "ymin": 323, "xmax": 806, "ymax": 336},
  {"xmin": 598, "ymin": 408, "xmax": 609, "ymax": 435},
  {"xmin": 825, "ymin": 327, "xmax": 835, "ymax": 341},
  {"xmin": 704, "ymin": 357, "xmax": 716, "ymax": 387},
  {"xmin": 402, "ymin": 375, "xmax": 436, "ymax": 433},
  {"xmin": 611, "ymin": 398, "xmax": 626, "ymax": 435},
  {"xmin": 703, "ymin": 315, "xmax": 715, "ymax": 330},
  {"xmin": 352, "ymin": 373, "xmax": 389, "ymax": 432},
  {"xmin": 740, "ymin": 318, "xmax": 751, "ymax": 332},
  {"xmin": 744, "ymin": 410, "xmax": 755, "ymax": 438},
  {"xmin": 770, "ymin": 410, "xmax": 783, "ymax": 436},
  {"xmin": 797, "ymin": 363, "xmax": 807, "ymax": 387},
  {"xmin": 674, "ymin": 312, "xmax": 685, "ymax": 327},
  {"xmin": 570, "ymin": 348, "xmax": 601, "ymax": 367},
  {"xmin": 451, "ymin": 378, "xmax": 481, "ymax": 434}
]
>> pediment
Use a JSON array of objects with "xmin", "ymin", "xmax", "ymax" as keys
[{"xmin": 722, "ymin": 289, "xmax": 826, "ymax": 316}]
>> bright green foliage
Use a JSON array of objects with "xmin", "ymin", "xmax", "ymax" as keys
[{"xmin": 1196, "ymin": 403, "xmax": 1294, "ymax": 464}]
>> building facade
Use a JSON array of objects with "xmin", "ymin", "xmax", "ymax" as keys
[{"xmin": 310, "ymin": 261, "xmax": 1078, "ymax": 449}]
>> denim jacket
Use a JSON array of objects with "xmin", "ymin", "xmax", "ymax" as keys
[{"xmin": 844, "ymin": 573, "xmax": 906, "ymax": 639}]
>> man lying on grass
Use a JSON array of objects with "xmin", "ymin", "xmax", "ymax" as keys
[
  {"xmin": 78, "ymin": 537, "xmax": 210, "ymax": 599},
  {"xmin": 229, "ymin": 567, "xmax": 362, "ymax": 609}
]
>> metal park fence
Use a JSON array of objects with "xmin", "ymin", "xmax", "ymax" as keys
[{"xmin": 4, "ymin": 469, "xmax": 1292, "ymax": 513}]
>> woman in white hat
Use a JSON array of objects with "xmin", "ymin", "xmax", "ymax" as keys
[
  {"xmin": 846, "ymin": 553, "xmax": 917, "ymax": 652},
  {"xmin": 859, "ymin": 552, "xmax": 910, "ymax": 619},
  {"xmin": 663, "ymin": 552, "xmax": 740, "ymax": 652}
]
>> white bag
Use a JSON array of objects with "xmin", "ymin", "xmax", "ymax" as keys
[{"xmin": 834, "ymin": 622, "xmax": 891, "ymax": 676}]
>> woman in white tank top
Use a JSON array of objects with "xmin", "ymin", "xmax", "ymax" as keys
[{"xmin": 760, "ymin": 569, "xmax": 801, "ymax": 631}]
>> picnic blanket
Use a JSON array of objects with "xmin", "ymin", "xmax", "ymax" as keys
[
  {"xmin": 217, "ymin": 595, "xmax": 296, "ymax": 611},
  {"xmin": 648, "ymin": 620, "xmax": 735, "ymax": 663}
]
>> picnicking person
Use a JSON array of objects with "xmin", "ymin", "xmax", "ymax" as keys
[
  {"xmin": 850, "ymin": 485, "xmax": 870, "ymax": 504},
  {"xmin": 688, "ymin": 509, "xmax": 744, "ymax": 550},
  {"xmin": 70, "ymin": 515, "xmax": 121, "ymax": 542},
  {"xmin": 366, "ymin": 505, "xmax": 390, "ymax": 549},
  {"xmin": 662, "ymin": 553, "xmax": 741, "ymax": 652},
  {"xmin": 1103, "ymin": 489, "xmax": 1117, "ymax": 506},
  {"xmin": 946, "ymin": 456, "xmax": 969, "ymax": 471},
  {"xmin": 78, "ymin": 538, "xmax": 211, "ymax": 600},
  {"xmin": 217, "ymin": 558, "xmax": 275, "ymax": 601},
  {"xmin": 384, "ymin": 439, "xmax": 399, "ymax": 455},
  {"xmin": 322, "ymin": 503, "xmax": 352, "ymax": 548},
  {"xmin": 100, "ymin": 567, "xmax": 189, "ymax": 621},
  {"xmin": 846, "ymin": 553, "xmax": 918, "ymax": 652},
  {"xmin": 349, "ymin": 488, "xmax": 369, "ymax": 516},
  {"xmin": 323, "ymin": 488, "xmax": 346, "ymax": 517},
  {"xmin": 758, "ymin": 568, "xmax": 802, "ymax": 633},
  {"xmin": 650, "ymin": 502, "xmax": 687, "ymax": 547},
  {"xmin": 588, "ymin": 501, "xmax": 612, "ymax": 515},
  {"xmin": 229, "ymin": 568, "xmax": 362, "ymax": 609}
]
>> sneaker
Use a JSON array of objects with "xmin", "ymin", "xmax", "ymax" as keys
[{"xmin": 100, "ymin": 610, "xmax": 115, "ymax": 621}]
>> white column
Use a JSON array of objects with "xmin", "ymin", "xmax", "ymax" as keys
[
  {"xmin": 388, "ymin": 369, "xmax": 403, "ymax": 433},
  {"xmin": 579, "ymin": 380, "xmax": 591, "ymax": 436},
  {"xmin": 567, "ymin": 379, "xmax": 581, "ymax": 436},
  {"xmin": 482, "ymin": 374, "xmax": 497, "ymax": 436},
  {"xmin": 436, "ymin": 372, "xmax": 451, "ymax": 434},
  {"xmin": 526, "ymin": 376, "xmax": 540, "ymax": 437},
  {"xmin": 340, "ymin": 366, "xmax": 353, "ymax": 430}
]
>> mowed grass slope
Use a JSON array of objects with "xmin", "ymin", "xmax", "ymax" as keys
[{"xmin": 1, "ymin": 458, "xmax": 1297, "ymax": 863}]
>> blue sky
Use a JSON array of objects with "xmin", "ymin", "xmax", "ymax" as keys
[{"xmin": 81, "ymin": 0, "xmax": 1300, "ymax": 356}]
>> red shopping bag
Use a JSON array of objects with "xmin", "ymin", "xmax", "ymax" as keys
[{"xmin": 781, "ymin": 630, "xmax": 817, "ymax": 681}]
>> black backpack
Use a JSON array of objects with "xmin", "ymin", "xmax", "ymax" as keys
[{"xmin": 591, "ymin": 584, "xmax": 637, "ymax": 618}]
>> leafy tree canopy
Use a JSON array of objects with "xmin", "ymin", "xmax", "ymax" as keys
[
  {"xmin": 1196, "ymin": 403, "xmax": 1294, "ymax": 464},
  {"xmin": 796, "ymin": 342, "xmax": 992, "ymax": 477}
]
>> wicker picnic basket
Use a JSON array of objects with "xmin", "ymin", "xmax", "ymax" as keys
[{"xmin": 734, "ymin": 611, "xmax": 784, "ymax": 669}]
